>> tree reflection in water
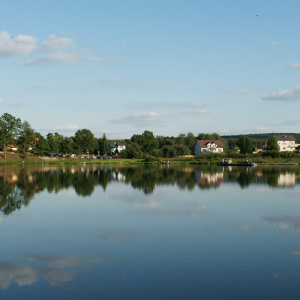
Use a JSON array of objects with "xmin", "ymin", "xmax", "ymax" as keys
[{"xmin": 0, "ymin": 165, "xmax": 299, "ymax": 215}]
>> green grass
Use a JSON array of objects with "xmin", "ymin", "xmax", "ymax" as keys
[{"xmin": 0, "ymin": 152, "xmax": 299, "ymax": 165}]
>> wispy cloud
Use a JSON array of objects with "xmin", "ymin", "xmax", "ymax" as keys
[
  {"xmin": 238, "ymin": 89, "xmax": 251, "ymax": 94},
  {"xmin": 112, "ymin": 112, "xmax": 164, "ymax": 127},
  {"xmin": 50, "ymin": 125, "xmax": 79, "ymax": 131},
  {"xmin": 100, "ymin": 78, "xmax": 140, "ymax": 89},
  {"xmin": 24, "ymin": 51, "xmax": 79, "ymax": 65},
  {"xmin": 262, "ymin": 87, "xmax": 300, "ymax": 101},
  {"xmin": 184, "ymin": 109, "xmax": 208, "ymax": 115},
  {"xmin": 41, "ymin": 34, "xmax": 74, "ymax": 51},
  {"xmin": 0, "ymin": 98, "xmax": 3, "ymax": 104},
  {"xmin": 271, "ymin": 40, "xmax": 280, "ymax": 46},
  {"xmin": 128, "ymin": 101, "xmax": 205, "ymax": 109},
  {"xmin": 181, "ymin": 102, "xmax": 205, "ymax": 108},
  {"xmin": 288, "ymin": 63, "xmax": 300, "ymax": 69},
  {"xmin": 0, "ymin": 31, "xmax": 109, "ymax": 66},
  {"xmin": 273, "ymin": 119, "xmax": 300, "ymax": 127}
]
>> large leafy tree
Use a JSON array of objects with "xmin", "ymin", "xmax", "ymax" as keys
[
  {"xmin": 74, "ymin": 129, "xmax": 95, "ymax": 154},
  {"xmin": 35, "ymin": 133, "xmax": 49, "ymax": 156},
  {"xmin": 0, "ymin": 113, "xmax": 22, "ymax": 158},
  {"xmin": 131, "ymin": 130, "xmax": 158, "ymax": 154},
  {"xmin": 266, "ymin": 136, "xmax": 280, "ymax": 151},
  {"xmin": 17, "ymin": 121, "xmax": 36, "ymax": 157},
  {"xmin": 186, "ymin": 132, "xmax": 196, "ymax": 154},
  {"xmin": 236, "ymin": 135, "xmax": 254, "ymax": 154},
  {"xmin": 47, "ymin": 133, "xmax": 59, "ymax": 153}
]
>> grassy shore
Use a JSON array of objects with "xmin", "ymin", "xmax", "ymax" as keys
[
  {"xmin": 0, "ymin": 153, "xmax": 144, "ymax": 165},
  {"xmin": 0, "ymin": 152, "xmax": 299, "ymax": 165}
]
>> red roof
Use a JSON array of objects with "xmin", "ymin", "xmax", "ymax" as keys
[{"xmin": 196, "ymin": 140, "xmax": 225, "ymax": 149}]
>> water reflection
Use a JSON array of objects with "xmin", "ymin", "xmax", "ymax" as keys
[
  {"xmin": 0, "ymin": 253, "xmax": 111, "ymax": 289},
  {"xmin": 0, "ymin": 165, "xmax": 300, "ymax": 215}
]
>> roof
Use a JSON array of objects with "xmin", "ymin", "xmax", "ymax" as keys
[
  {"xmin": 196, "ymin": 140, "xmax": 225, "ymax": 149},
  {"xmin": 109, "ymin": 142, "xmax": 126, "ymax": 148},
  {"xmin": 274, "ymin": 135, "xmax": 296, "ymax": 142}
]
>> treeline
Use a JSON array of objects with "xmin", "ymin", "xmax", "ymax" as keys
[{"xmin": 0, "ymin": 113, "xmax": 299, "ymax": 159}]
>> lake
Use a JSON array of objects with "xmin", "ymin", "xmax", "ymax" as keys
[{"xmin": 0, "ymin": 164, "xmax": 300, "ymax": 299}]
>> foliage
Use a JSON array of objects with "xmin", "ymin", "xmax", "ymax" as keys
[
  {"xmin": 98, "ymin": 133, "xmax": 109, "ymax": 155},
  {"xmin": 17, "ymin": 121, "xmax": 36, "ymax": 157},
  {"xmin": 131, "ymin": 130, "xmax": 159, "ymax": 154},
  {"xmin": 0, "ymin": 113, "xmax": 22, "ymax": 158},
  {"xmin": 266, "ymin": 136, "xmax": 280, "ymax": 151},
  {"xmin": 236, "ymin": 136, "xmax": 254, "ymax": 154},
  {"xmin": 74, "ymin": 129, "xmax": 95, "ymax": 154}
]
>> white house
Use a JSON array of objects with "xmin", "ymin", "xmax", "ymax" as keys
[
  {"xmin": 274, "ymin": 135, "xmax": 296, "ymax": 152},
  {"xmin": 109, "ymin": 142, "xmax": 126, "ymax": 154},
  {"xmin": 195, "ymin": 140, "xmax": 225, "ymax": 154}
]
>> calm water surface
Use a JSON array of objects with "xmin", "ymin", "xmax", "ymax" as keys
[{"xmin": 0, "ymin": 164, "xmax": 300, "ymax": 299}]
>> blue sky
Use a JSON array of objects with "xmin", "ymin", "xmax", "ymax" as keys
[{"xmin": 1, "ymin": 0, "xmax": 300, "ymax": 139}]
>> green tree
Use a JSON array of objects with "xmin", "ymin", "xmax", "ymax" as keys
[
  {"xmin": 131, "ymin": 130, "xmax": 158, "ymax": 154},
  {"xmin": 17, "ymin": 121, "xmax": 36, "ymax": 157},
  {"xmin": 0, "ymin": 113, "xmax": 22, "ymax": 158},
  {"xmin": 266, "ymin": 136, "xmax": 280, "ymax": 151},
  {"xmin": 186, "ymin": 132, "xmax": 196, "ymax": 154},
  {"xmin": 236, "ymin": 135, "xmax": 254, "ymax": 154},
  {"xmin": 35, "ymin": 133, "xmax": 49, "ymax": 156},
  {"xmin": 99, "ymin": 133, "xmax": 109, "ymax": 155},
  {"xmin": 60, "ymin": 137, "xmax": 74, "ymax": 155},
  {"xmin": 47, "ymin": 133, "xmax": 59, "ymax": 153},
  {"xmin": 74, "ymin": 129, "xmax": 95, "ymax": 154}
]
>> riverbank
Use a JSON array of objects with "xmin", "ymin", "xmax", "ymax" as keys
[{"xmin": 0, "ymin": 152, "xmax": 299, "ymax": 165}]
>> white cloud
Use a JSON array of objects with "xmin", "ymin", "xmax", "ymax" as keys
[
  {"xmin": 255, "ymin": 126, "xmax": 270, "ymax": 131},
  {"xmin": 288, "ymin": 63, "xmax": 300, "ymax": 69},
  {"xmin": 182, "ymin": 102, "xmax": 205, "ymax": 108},
  {"xmin": 261, "ymin": 87, "xmax": 300, "ymax": 101},
  {"xmin": 41, "ymin": 34, "xmax": 74, "ymax": 51},
  {"xmin": 0, "ymin": 98, "xmax": 3, "ymax": 104},
  {"xmin": 219, "ymin": 129, "xmax": 229, "ymax": 133},
  {"xmin": 0, "ymin": 31, "xmax": 38, "ymax": 56},
  {"xmin": 51, "ymin": 125, "xmax": 79, "ymax": 131},
  {"xmin": 0, "ymin": 31, "xmax": 105, "ymax": 65},
  {"xmin": 238, "ymin": 89, "xmax": 251, "ymax": 94},
  {"xmin": 112, "ymin": 112, "xmax": 164, "ymax": 126},
  {"xmin": 185, "ymin": 109, "xmax": 208, "ymax": 115},
  {"xmin": 271, "ymin": 41, "xmax": 280, "ymax": 46},
  {"xmin": 24, "ymin": 51, "xmax": 79, "ymax": 65}
]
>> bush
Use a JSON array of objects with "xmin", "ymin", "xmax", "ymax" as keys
[
  {"xmin": 262, "ymin": 150, "xmax": 280, "ymax": 158},
  {"xmin": 144, "ymin": 155, "xmax": 159, "ymax": 163}
]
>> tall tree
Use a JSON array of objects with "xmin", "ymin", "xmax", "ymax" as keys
[
  {"xmin": 35, "ymin": 133, "xmax": 49, "ymax": 156},
  {"xmin": 74, "ymin": 129, "xmax": 95, "ymax": 154},
  {"xmin": 47, "ymin": 133, "xmax": 59, "ymax": 153},
  {"xmin": 17, "ymin": 121, "xmax": 36, "ymax": 157},
  {"xmin": 0, "ymin": 113, "xmax": 22, "ymax": 158},
  {"xmin": 236, "ymin": 135, "xmax": 254, "ymax": 154},
  {"xmin": 186, "ymin": 132, "xmax": 196, "ymax": 154},
  {"xmin": 99, "ymin": 133, "xmax": 109, "ymax": 155},
  {"xmin": 266, "ymin": 136, "xmax": 280, "ymax": 151}
]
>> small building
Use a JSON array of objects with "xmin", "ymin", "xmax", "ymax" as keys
[
  {"xmin": 109, "ymin": 142, "xmax": 126, "ymax": 154},
  {"xmin": 195, "ymin": 140, "xmax": 225, "ymax": 154},
  {"xmin": 274, "ymin": 135, "xmax": 296, "ymax": 152}
]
